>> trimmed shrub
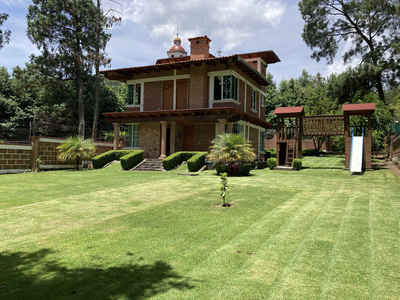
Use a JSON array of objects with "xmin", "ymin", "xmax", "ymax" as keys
[
  {"xmin": 267, "ymin": 158, "xmax": 277, "ymax": 170},
  {"xmin": 187, "ymin": 152, "xmax": 207, "ymax": 172},
  {"xmin": 120, "ymin": 150, "xmax": 144, "ymax": 170},
  {"xmin": 92, "ymin": 150, "xmax": 134, "ymax": 169},
  {"xmin": 215, "ymin": 163, "xmax": 229, "ymax": 175},
  {"xmin": 269, "ymin": 148, "xmax": 277, "ymax": 158},
  {"xmin": 292, "ymin": 159, "xmax": 302, "ymax": 170},
  {"xmin": 239, "ymin": 163, "xmax": 252, "ymax": 176},
  {"xmin": 257, "ymin": 161, "xmax": 268, "ymax": 169},
  {"xmin": 162, "ymin": 151, "xmax": 206, "ymax": 170},
  {"xmin": 215, "ymin": 162, "xmax": 252, "ymax": 176}
]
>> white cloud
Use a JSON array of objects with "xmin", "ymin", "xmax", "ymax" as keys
[{"xmin": 121, "ymin": 0, "xmax": 286, "ymax": 53}]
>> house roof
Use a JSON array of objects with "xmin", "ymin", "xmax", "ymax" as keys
[
  {"xmin": 274, "ymin": 106, "xmax": 304, "ymax": 117},
  {"xmin": 342, "ymin": 103, "xmax": 376, "ymax": 115},
  {"xmin": 103, "ymin": 107, "xmax": 273, "ymax": 129},
  {"xmin": 100, "ymin": 51, "xmax": 280, "ymax": 86}
]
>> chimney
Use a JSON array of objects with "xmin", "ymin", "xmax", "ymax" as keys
[{"xmin": 188, "ymin": 36, "xmax": 211, "ymax": 60}]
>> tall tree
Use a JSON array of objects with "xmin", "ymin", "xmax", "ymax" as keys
[
  {"xmin": 0, "ymin": 13, "xmax": 11, "ymax": 49},
  {"xmin": 27, "ymin": 0, "xmax": 110, "ymax": 137},
  {"xmin": 91, "ymin": 0, "xmax": 121, "ymax": 140},
  {"xmin": 298, "ymin": 0, "xmax": 400, "ymax": 103}
]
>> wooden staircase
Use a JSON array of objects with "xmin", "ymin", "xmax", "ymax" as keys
[
  {"xmin": 133, "ymin": 159, "xmax": 164, "ymax": 171},
  {"xmin": 285, "ymin": 141, "xmax": 295, "ymax": 167}
]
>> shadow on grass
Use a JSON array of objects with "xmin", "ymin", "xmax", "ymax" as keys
[{"xmin": 0, "ymin": 249, "xmax": 195, "ymax": 300}]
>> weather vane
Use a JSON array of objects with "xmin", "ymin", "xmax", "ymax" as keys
[{"xmin": 176, "ymin": 28, "xmax": 180, "ymax": 37}]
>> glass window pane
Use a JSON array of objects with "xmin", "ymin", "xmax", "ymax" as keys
[
  {"xmin": 214, "ymin": 76, "xmax": 222, "ymax": 100},
  {"xmin": 127, "ymin": 85, "xmax": 134, "ymax": 105}
]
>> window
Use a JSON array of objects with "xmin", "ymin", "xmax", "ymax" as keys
[
  {"xmin": 126, "ymin": 124, "xmax": 140, "ymax": 148},
  {"xmin": 233, "ymin": 124, "xmax": 244, "ymax": 135},
  {"xmin": 127, "ymin": 84, "xmax": 141, "ymax": 105},
  {"xmin": 259, "ymin": 131, "xmax": 265, "ymax": 152},
  {"xmin": 214, "ymin": 75, "xmax": 238, "ymax": 101},
  {"xmin": 251, "ymin": 89, "xmax": 257, "ymax": 110}
]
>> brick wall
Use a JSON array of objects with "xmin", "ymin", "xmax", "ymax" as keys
[
  {"xmin": 189, "ymin": 37, "xmax": 210, "ymax": 60},
  {"xmin": 139, "ymin": 122, "xmax": 160, "ymax": 158},
  {"xmin": 189, "ymin": 63, "xmax": 208, "ymax": 108},
  {"xmin": 0, "ymin": 144, "xmax": 32, "ymax": 173},
  {"xmin": 144, "ymin": 81, "xmax": 163, "ymax": 111},
  {"xmin": 194, "ymin": 124, "xmax": 215, "ymax": 151},
  {"xmin": 126, "ymin": 106, "xmax": 141, "ymax": 112}
]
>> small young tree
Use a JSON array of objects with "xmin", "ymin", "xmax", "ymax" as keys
[
  {"xmin": 57, "ymin": 136, "xmax": 96, "ymax": 170},
  {"xmin": 220, "ymin": 172, "xmax": 229, "ymax": 206}
]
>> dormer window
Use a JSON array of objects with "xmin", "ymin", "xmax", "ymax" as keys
[{"xmin": 127, "ymin": 84, "xmax": 141, "ymax": 105}]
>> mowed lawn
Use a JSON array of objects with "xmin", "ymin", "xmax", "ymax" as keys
[{"xmin": 1, "ymin": 158, "xmax": 400, "ymax": 300}]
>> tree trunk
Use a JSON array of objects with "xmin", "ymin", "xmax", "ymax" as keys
[
  {"xmin": 92, "ymin": 0, "xmax": 101, "ymax": 140},
  {"xmin": 376, "ymin": 74, "xmax": 386, "ymax": 103},
  {"xmin": 77, "ymin": 68, "xmax": 85, "ymax": 138},
  {"xmin": 76, "ymin": 157, "xmax": 80, "ymax": 170}
]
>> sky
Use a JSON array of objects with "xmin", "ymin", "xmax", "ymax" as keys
[{"xmin": 0, "ymin": 0, "xmax": 359, "ymax": 85}]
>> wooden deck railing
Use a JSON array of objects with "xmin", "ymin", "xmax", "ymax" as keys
[{"xmin": 303, "ymin": 115, "xmax": 345, "ymax": 136}]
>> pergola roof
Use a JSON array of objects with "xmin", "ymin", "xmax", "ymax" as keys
[
  {"xmin": 103, "ymin": 107, "xmax": 273, "ymax": 129},
  {"xmin": 342, "ymin": 103, "xmax": 376, "ymax": 115},
  {"xmin": 100, "ymin": 52, "xmax": 280, "ymax": 86},
  {"xmin": 274, "ymin": 106, "xmax": 304, "ymax": 117}
]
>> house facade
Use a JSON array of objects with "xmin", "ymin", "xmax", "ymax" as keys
[{"xmin": 101, "ymin": 35, "xmax": 280, "ymax": 159}]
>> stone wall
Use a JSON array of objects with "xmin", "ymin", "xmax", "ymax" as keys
[
  {"xmin": 139, "ymin": 122, "xmax": 160, "ymax": 158},
  {"xmin": 0, "ymin": 144, "xmax": 32, "ymax": 174},
  {"xmin": 0, "ymin": 137, "xmax": 115, "ymax": 174}
]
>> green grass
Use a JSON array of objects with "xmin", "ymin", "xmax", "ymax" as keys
[{"xmin": 1, "ymin": 158, "xmax": 400, "ymax": 299}]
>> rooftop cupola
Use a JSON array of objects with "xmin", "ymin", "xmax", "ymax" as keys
[{"xmin": 167, "ymin": 36, "xmax": 187, "ymax": 58}]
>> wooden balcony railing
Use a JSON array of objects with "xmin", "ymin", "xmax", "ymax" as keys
[{"xmin": 303, "ymin": 115, "xmax": 344, "ymax": 136}]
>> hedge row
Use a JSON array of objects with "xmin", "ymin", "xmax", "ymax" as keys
[
  {"xmin": 162, "ymin": 151, "xmax": 207, "ymax": 171},
  {"xmin": 92, "ymin": 150, "xmax": 135, "ymax": 169},
  {"xmin": 120, "ymin": 150, "xmax": 144, "ymax": 170},
  {"xmin": 256, "ymin": 161, "xmax": 269, "ymax": 169},
  {"xmin": 187, "ymin": 152, "xmax": 208, "ymax": 172}
]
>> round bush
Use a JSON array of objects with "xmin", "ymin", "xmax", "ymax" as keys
[{"xmin": 267, "ymin": 158, "xmax": 277, "ymax": 170}]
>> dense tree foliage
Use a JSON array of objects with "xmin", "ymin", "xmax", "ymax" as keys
[
  {"xmin": 265, "ymin": 68, "xmax": 396, "ymax": 152},
  {"xmin": 27, "ymin": 0, "xmax": 111, "ymax": 137},
  {"xmin": 0, "ymin": 65, "xmax": 125, "ymax": 141},
  {"xmin": 298, "ymin": 0, "xmax": 400, "ymax": 103},
  {"xmin": 0, "ymin": 13, "xmax": 11, "ymax": 49}
]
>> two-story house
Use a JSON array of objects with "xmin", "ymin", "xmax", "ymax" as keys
[{"xmin": 101, "ymin": 35, "xmax": 280, "ymax": 160}]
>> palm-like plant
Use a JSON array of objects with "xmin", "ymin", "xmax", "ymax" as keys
[
  {"xmin": 208, "ymin": 133, "xmax": 256, "ymax": 164},
  {"xmin": 57, "ymin": 136, "xmax": 96, "ymax": 170}
]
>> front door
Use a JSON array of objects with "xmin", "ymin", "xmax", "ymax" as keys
[
  {"xmin": 176, "ymin": 79, "xmax": 188, "ymax": 109},
  {"xmin": 163, "ymin": 80, "xmax": 174, "ymax": 110},
  {"xmin": 183, "ymin": 125, "xmax": 194, "ymax": 151}
]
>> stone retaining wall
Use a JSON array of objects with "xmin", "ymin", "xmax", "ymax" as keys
[{"xmin": 0, "ymin": 137, "xmax": 118, "ymax": 174}]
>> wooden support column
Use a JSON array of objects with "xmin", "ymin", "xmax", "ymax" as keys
[
  {"xmin": 365, "ymin": 114, "xmax": 372, "ymax": 169},
  {"xmin": 159, "ymin": 121, "xmax": 167, "ymax": 159},
  {"xmin": 170, "ymin": 122, "xmax": 176, "ymax": 155},
  {"xmin": 218, "ymin": 119, "xmax": 226, "ymax": 136},
  {"xmin": 227, "ymin": 122, "xmax": 233, "ymax": 134},
  {"xmin": 344, "ymin": 113, "xmax": 351, "ymax": 169},
  {"xmin": 113, "ymin": 123, "xmax": 119, "ymax": 150}
]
